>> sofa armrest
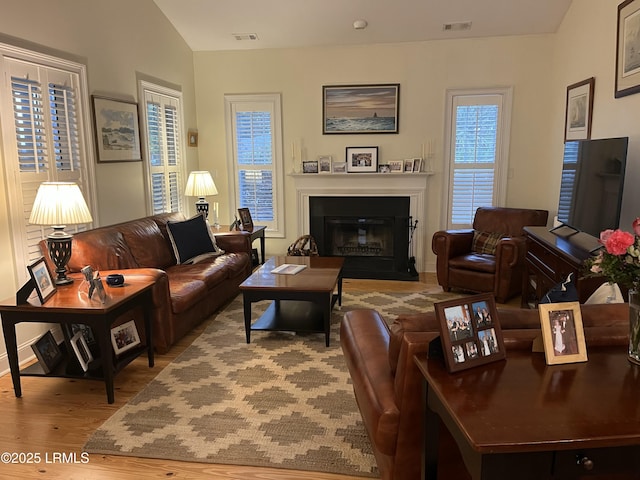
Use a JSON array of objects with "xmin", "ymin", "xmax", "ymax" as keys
[
  {"xmin": 432, "ymin": 229, "xmax": 474, "ymax": 259},
  {"xmin": 213, "ymin": 232, "xmax": 252, "ymax": 255}
]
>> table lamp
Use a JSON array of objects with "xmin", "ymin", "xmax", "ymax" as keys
[
  {"xmin": 184, "ymin": 170, "xmax": 219, "ymax": 226},
  {"xmin": 28, "ymin": 182, "xmax": 93, "ymax": 285}
]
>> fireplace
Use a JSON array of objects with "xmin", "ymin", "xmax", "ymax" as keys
[{"xmin": 309, "ymin": 196, "xmax": 416, "ymax": 280}]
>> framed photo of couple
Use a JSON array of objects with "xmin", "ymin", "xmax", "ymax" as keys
[
  {"xmin": 434, "ymin": 293, "xmax": 506, "ymax": 373},
  {"xmin": 538, "ymin": 302, "xmax": 588, "ymax": 365}
]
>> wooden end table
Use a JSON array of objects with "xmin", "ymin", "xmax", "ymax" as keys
[
  {"xmin": 239, "ymin": 256, "xmax": 344, "ymax": 346},
  {"xmin": 213, "ymin": 225, "xmax": 266, "ymax": 264},
  {"xmin": 0, "ymin": 272, "xmax": 156, "ymax": 404},
  {"xmin": 415, "ymin": 347, "xmax": 640, "ymax": 479}
]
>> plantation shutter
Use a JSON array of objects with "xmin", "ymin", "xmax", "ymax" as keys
[
  {"xmin": 142, "ymin": 86, "xmax": 183, "ymax": 215},
  {"xmin": 446, "ymin": 91, "xmax": 510, "ymax": 229},
  {"xmin": 557, "ymin": 141, "xmax": 579, "ymax": 224},
  {"xmin": 2, "ymin": 53, "xmax": 93, "ymax": 273}
]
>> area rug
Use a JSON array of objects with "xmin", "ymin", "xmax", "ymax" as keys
[{"xmin": 84, "ymin": 290, "xmax": 458, "ymax": 477}]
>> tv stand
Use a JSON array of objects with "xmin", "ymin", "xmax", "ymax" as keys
[{"xmin": 521, "ymin": 226, "xmax": 604, "ymax": 307}]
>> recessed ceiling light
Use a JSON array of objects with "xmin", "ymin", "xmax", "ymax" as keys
[
  {"xmin": 232, "ymin": 33, "xmax": 259, "ymax": 41},
  {"xmin": 353, "ymin": 19, "xmax": 368, "ymax": 30},
  {"xmin": 443, "ymin": 21, "xmax": 472, "ymax": 32}
]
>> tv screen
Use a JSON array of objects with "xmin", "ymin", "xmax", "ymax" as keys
[{"xmin": 557, "ymin": 137, "xmax": 628, "ymax": 238}]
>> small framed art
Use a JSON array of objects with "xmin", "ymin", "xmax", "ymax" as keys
[
  {"xmin": 403, "ymin": 159, "xmax": 414, "ymax": 173},
  {"xmin": 318, "ymin": 155, "xmax": 332, "ymax": 174},
  {"xmin": 332, "ymin": 161, "xmax": 347, "ymax": 173},
  {"xmin": 434, "ymin": 293, "xmax": 506, "ymax": 373},
  {"xmin": 302, "ymin": 160, "xmax": 319, "ymax": 174},
  {"xmin": 388, "ymin": 160, "xmax": 403, "ymax": 173},
  {"xmin": 238, "ymin": 208, "xmax": 254, "ymax": 230},
  {"xmin": 27, "ymin": 257, "xmax": 56, "ymax": 304},
  {"xmin": 346, "ymin": 146, "xmax": 378, "ymax": 173},
  {"xmin": 412, "ymin": 158, "xmax": 423, "ymax": 173},
  {"xmin": 31, "ymin": 331, "xmax": 63, "ymax": 374},
  {"xmin": 111, "ymin": 319, "xmax": 141, "ymax": 355},
  {"xmin": 564, "ymin": 77, "xmax": 594, "ymax": 142},
  {"xmin": 616, "ymin": 0, "xmax": 640, "ymax": 98},
  {"xmin": 70, "ymin": 331, "xmax": 94, "ymax": 372},
  {"xmin": 188, "ymin": 130, "xmax": 198, "ymax": 147},
  {"xmin": 538, "ymin": 302, "xmax": 588, "ymax": 365}
]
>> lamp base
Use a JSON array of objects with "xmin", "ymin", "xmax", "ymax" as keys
[
  {"xmin": 195, "ymin": 198, "xmax": 209, "ymax": 218},
  {"xmin": 47, "ymin": 228, "xmax": 73, "ymax": 285}
]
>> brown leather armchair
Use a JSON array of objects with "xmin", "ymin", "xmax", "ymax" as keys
[{"xmin": 432, "ymin": 207, "xmax": 548, "ymax": 303}]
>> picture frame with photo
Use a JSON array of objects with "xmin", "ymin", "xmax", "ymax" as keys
[
  {"xmin": 538, "ymin": 302, "xmax": 588, "ymax": 365},
  {"xmin": 378, "ymin": 164, "xmax": 391, "ymax": 173},
  {"xmin": 317, "ymin": 155, "xmax": 332, "ymax": 174},
  {"xmin": 70, "ymin": 331, "xmax": 94, "ymax": 372},
  {"xmin": 237, "ymin": 207, "xmax": 254, "ymax": 230},
  {"xmin": 616, "ymin": 0, "xmax": 640, "ymax": 98},
  {"xmin": 110, "ymin": 319, "xmax": 141, "ymax": 356},
  {"xmin": 434, "ymin": 293, "xmax": 506, "ymax": 373},
  {"xmin": 91, "ymin": 95, "xmax": 142, "ymax": 162},
  {"xmin": 31, "ymin": 330, "xmax": 63, "ymax": 374},
  {"xmin": 332, "ymin": 161, "xmax": 347, "ymax": 174},
  {"xmin": 564, "ymin": 77, "xmax": 595, "ymax": 141},
  {"xmin": 346, "ymin": 146, "xmax": 378, "ymax": 173},
  {"xmin": 27, "ymin": 257, "xmax": 56, "ymax": 304},
  {"xmin": 403, "ymin": 159, "xmax": 414, "ymax": 173},
  {"xmin": 388, "ymin": 160, "xmax": 403, "ymax": 173},
  {"xmin": 302, "ymin": 160, "xmax": 319, "ymax": 174},
  {"xmin": 412, "ymin": 158, "xmax": 423, "ymax": 173}
]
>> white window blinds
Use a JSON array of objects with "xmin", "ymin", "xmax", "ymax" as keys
[{"xmin": 141, "ymin": 84, "xmax": 184, "ymax": 215}]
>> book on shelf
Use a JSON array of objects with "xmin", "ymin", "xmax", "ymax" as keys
[{"xmin": 271, "ymin": 264, "xmax": 307, "ymax": 275}]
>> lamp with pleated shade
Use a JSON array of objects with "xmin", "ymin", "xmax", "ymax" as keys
[
  {"xmin": 29, "ymin": 182, "xmax": 93, "ymax": 285},
  {"xmin": 184, "ymin": 171, "xmax": 219, "ymax": 226}
]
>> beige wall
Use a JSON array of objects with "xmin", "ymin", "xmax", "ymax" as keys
[
  {"xmin": 194, "ymin": 35, "xmax": 557, "ymax": 264},
  {"xmin": 0, "ymin": 0, "xmax": 197, "ymax": 367}
]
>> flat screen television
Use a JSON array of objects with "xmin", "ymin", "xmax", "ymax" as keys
[{"xmin": 555, "ymin": 137, "xmax": 628, "ymax": 239}]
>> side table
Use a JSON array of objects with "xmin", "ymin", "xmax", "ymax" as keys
[
  {"xmin": 0, "ymin": 272, "xmax": 156, "ymax": 404},
  {"xmin": 214, "ymin": 225, "xmax": 266, "ymax": 264}
]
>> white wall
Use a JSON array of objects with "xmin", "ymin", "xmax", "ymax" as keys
[
  {"xmin": 0, "ymin": 0, "xmax": 198, "ymax": 369},
  {"xmin": 194, "ymin": 35, "xmax": 557, "ymax": 268}
]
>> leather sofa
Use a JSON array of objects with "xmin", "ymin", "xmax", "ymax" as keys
[
  {"xmin": 39, "ymin": 212, "xmax": 252, "ymax": 353},
  {"xmin": 432, "ymin": 207, "xmax": 549, "ymax": 303},
  {"xmin": 340, "ymin": 303, "xmax": 628, "ymax": 480}
]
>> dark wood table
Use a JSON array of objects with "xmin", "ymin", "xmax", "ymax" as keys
[
  {"xmin": 239, "ymin": 256, "xmax": 344, "ymax": 346},
  {"xmin": 213, "ymin": 225, "xmax": 266, "ymax": 264},
  {"xmin": 415, "ymin": 347, "xmax": 640, "ymax": 479},
  {"xmin": 0, "ymin": 272, "xmax": 155, "ymax": 404}
]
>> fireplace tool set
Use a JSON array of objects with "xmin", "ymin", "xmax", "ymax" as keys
[{"xmin": 407, "ymin": 217, "xmax": 418, "ymax": 277}]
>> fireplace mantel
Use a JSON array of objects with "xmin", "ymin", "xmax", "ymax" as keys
[{"xmin": 291, "ymin": 173, "xmax": 431, "ymax": 272}]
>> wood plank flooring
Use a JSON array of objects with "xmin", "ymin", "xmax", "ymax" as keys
[{"xmin": 0, "ymin": 273, "xmax": 451, "ymax": 479}]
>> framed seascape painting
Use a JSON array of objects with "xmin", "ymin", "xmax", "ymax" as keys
[
  {"xmin": 564, "ymin": 77, "xmax": 594, "ymax": 142},
  {"xmin": 616, "ymin": 0, "xmax": 640, "ymax": 97},
  {"xmin": 323, "ymin": 84, "xmax": 400, "ymax": 134},
  {"xmin": 92, "ymin": 95, "xmax": 142, "ymax": 162},
  {"xmin": 434, "ymin": 293, "xmax": 506, "ymax": 373}
]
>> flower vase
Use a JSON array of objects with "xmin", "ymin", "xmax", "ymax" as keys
[{"xmin": 629, "ymin": 290, "xmax": 640, "ymax": 365}]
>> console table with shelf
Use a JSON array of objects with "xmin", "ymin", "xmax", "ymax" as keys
[
  {"xmin": 0, "ymin": 272, "xmax": 156, "ymax": 404},
  {"xmin": 521, "ymin": 226, "xmax": 605, "ymax": 307}
]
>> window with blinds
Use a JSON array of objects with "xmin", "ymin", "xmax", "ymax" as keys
[
  {"xmin": 1, "ymin": 49, "xmax": 94, "ymax": 278},
  {"xmin": 140, "ymin": 82, "xmax": 184, "ymax": 215},
  {"xmin": 225, "ymin": 94, "xmax": 284, "ymax": 237},
  {"xmin": 444, "ymin": 89, "xmax": 512, "ymax": 229}
]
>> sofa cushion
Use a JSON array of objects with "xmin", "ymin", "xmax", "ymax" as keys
[
  {"xmin": 120, "ymin": 217, "xmax": 176, "ymax": 269},
  {"xmin": 472, "ymin": 230, "xmax": 503, "ymax": 255},
  {"xmin": 167, "ymin": 214, "xmax": 223, "ymax": 264}
]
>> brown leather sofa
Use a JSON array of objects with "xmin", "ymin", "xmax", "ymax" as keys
[
  {"xmin": 340, "ymin": 303, "xmax": 628, "ymax": 480},
  {"xmin": 39, "ymin": 212, "xmax": 252, "ymax": 353},
  {"xmin": 432, "ymin": 207, "xmax": 549, "ymax": 303}
]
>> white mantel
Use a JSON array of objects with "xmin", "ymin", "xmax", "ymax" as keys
[{"xmin": 292, "ymin": 172, "xmax": 432, "ymax": 272}]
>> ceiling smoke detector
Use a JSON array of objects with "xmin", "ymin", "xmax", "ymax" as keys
[
  {"xmin": 233, "ymin": 33, "xmax": 259, "ymax": 41},
  {"xmin": 353, "ymin": 19, "xmax": 368, "ymax": 30},
  {"xmin": 443, "ymin": 21, "xmax": 472, "ymax": 32}
]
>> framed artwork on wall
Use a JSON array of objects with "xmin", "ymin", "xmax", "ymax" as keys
[
  {"xmin": 92, "ymin": 95, "xmax": 142, "ymax": 162},
  {"xmin": 616, "ymin": 0, "xmax": 640, "ymax": 98},
  {"xmin": 564, "ymin": 77, "xmax": 595, "ymax": 142},
  {"xmin": 323, "ymin": 84, "xmax": 400, "ymax": 134},
  {"xmin": 434, "ymin": 293, "xmax": 506, "ymax": 373},
  {"xmin": 346, "ymin": 146, "xmax": 378, "ymax": 173}
]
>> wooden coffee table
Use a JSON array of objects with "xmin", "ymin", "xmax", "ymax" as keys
[{"xmin": 239, "ymin": 256, "xmax": 344, "ymax": 346}]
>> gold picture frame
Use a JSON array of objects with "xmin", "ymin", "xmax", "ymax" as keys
[{"xmin": 538, "ymin": 302, "xmax": 588, "ymax": 365}]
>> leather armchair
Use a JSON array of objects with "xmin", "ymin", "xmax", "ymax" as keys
[{"xmin": 432, "ymin": 207, "xmax": 548, "ymax": 303}]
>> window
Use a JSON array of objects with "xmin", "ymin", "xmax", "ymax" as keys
[
  {"xmin": 139, "ymin": 81, "xmax": 185, "ymax": 215},
  {"xmin": 224, "ymin": 94, "xmax": 284, "ymax": 237},
  {"xmin": 0, "ymin": 44, "xmax": 95, "ymax": 281},
  {"xmin": 443, "ymin": 88, "xmax": 512, "ymax": 229}
]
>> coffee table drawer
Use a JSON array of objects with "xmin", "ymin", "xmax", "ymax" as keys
[{"xmin": 552, "ymin": 446, "xmax": 640, "ymax": 478}]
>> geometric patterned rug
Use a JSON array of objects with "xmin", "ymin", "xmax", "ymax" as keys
[{"xmin": 83, "ymin": 290, "xmax": 458, "ymax": 477}]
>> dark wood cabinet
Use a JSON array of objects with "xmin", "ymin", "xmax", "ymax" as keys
[{"xmin": 521, "ymin": 226, "xmax": 604, "ymax": 307}]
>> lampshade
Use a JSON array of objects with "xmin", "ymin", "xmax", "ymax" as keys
[
  {"xmin": 29, "ymin": 182, "xmax": 93, "ymax": 226},
  {"xmin": 184, "ymin": 171, "xmax": 218, "ymax": 197}
]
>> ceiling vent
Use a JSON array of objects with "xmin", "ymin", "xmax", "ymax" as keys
[
  {"xmin": 233, "ymin": 33, "xmax": 259, "ymax": 41},
  {"xmin": 443, "ymin": 21, "xmax": 472, "ymax": 32}
]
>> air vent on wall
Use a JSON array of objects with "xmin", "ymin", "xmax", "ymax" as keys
[
  {"xmin": 443, "ymin": 21, "xmax": 472, "ymax": 32},
  {"xmin": 233, "ymin": 33, "xmax": 259, "ymax": 41}
]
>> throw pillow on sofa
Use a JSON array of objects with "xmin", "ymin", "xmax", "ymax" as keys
[{"xmin": 167, "ymin": 213, "xmax": 224, "ymax": 264}]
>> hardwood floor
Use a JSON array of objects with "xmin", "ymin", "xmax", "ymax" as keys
[{"xmin": 0, "ymin": 273, "xmax": 497, "ymax": 479}]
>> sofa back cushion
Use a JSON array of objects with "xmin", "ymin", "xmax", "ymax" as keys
[
  {"xmin": 66, "ymin": 227, "xmax": 137, "ymax": 272},
  {"xmin": 119, "ymin": 217, "xmax": 176, "ymax": 269},
  {"xmin": 473, "ymin": 207, "xmax": 548, "ymax": 237}
]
